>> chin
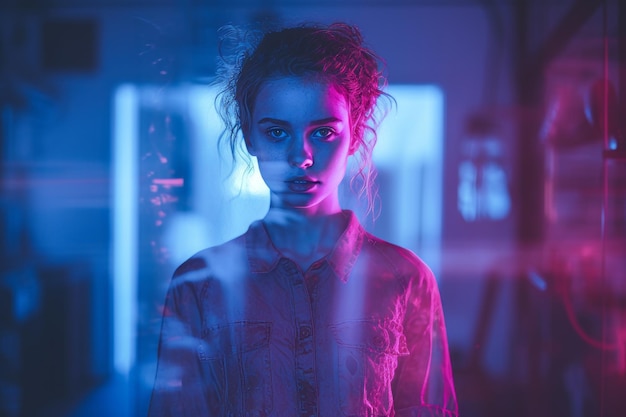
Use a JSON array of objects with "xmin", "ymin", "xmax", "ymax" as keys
[{"xmin": 279, "ymin": 195, "xmax": 324, "ymax": 210}]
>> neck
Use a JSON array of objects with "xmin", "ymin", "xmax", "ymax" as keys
[{"xmin": 262, "ymin": 208, "xmax": 349, "ymax": 270}]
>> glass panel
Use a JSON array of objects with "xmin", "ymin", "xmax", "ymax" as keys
[{"xmin": 539, "ymin": 1, "xmax": 625, "ymax": 415}]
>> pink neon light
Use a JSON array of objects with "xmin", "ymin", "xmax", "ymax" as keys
[{"xmin": 152, "ymin": 178, "xmax": 184, "ymax": 187}]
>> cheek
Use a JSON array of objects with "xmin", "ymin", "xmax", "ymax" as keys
[
  {"xmin": 324, "ymin": 149, "xmax": 350, "ymax": 177},
  {"xmin": 256, "ymin": 160, "xmax": 287, "ymax": 180},
  {"xmin": 327, "ymin": 153, "xmax": 346, "ymax": 169},
  {"xmin": 256, "ymin": 149, "xmax": 288, "ymax": 167},
  {"xmin": 248, "ymin": 137, "xmax": 281, "ymax": 160}
]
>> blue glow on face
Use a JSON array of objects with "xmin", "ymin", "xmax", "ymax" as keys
[{"xmin": 247, "ymin": 78, "xmax": 353, "ymax": 216}]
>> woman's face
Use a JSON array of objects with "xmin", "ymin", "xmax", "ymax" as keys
[{"xmin": 246, "ymin": 76, "xmax": 355, "ymax": 216}]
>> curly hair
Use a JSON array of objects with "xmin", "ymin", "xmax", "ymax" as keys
[{"xmin": 215, "ymin": 22, "xmax": 391, "ymax": 216}]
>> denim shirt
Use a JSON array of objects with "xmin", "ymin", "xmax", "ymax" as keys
[{"xmin": 149, "ymin": 211, "xmax": 458, "ymax": 417}]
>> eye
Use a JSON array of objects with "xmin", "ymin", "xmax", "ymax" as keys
[
  {"xmin": 266, "ymin": 128, "xmax": 288, "ymax": 140},
  {"xmin": 312, "ymin": 127, "xmax": 335, "ymax": 140}
]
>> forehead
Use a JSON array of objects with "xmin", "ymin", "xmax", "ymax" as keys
[{"xmin": 253, "ymin": 76, "xmax": 349, "ymax": 120}]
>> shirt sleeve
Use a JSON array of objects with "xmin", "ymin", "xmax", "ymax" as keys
[
  {"xmin": 148, "ymin": 267, "xmax": 212, "ymax": 417},
  {"xmin": 392, "ymin": 264, "xmax": 459, "ymax": 417}
]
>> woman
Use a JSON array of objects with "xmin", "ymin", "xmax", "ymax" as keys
[{"xmin": 149, "ymin": 22, "xmax": 458, "ymax": 417}]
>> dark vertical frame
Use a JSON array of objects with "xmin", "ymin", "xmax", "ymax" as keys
[{"xmin": 513, "ymin": 1, "xmax": 605, "ymax": 417}]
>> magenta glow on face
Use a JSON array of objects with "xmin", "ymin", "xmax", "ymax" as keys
[{"xmin": 246, "ymin": 77, "xmax": 354, "ymax": 215}]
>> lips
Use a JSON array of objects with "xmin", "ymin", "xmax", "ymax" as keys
[{"xmin": 286, "ymin": 177, "xmax": 319, "ymax": 192}]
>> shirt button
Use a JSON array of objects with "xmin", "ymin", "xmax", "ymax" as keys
[{"xmin": 299, "ymin": 325, "xmax": 312, "ymax": 339}]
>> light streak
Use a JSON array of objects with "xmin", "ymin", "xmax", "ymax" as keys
[
  {"xmin": 112, "ymin": 84, "xmax": 139, "ymax": 375},
  {"xmin": 152, "ymin": 178, "xmax": 184, "ymax": 187}
]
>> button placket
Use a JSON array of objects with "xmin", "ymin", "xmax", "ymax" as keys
[
  {"xmin": 304, "ymin": 261, "xmax": 325, "ymax": 304},
  {"xmin": 281, "ymin": 258, "xmax": 318, "ymax": 417}
]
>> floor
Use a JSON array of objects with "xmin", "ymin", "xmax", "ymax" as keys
[
  {"xmin": 66, "ymin": 374, "xmax": 133, "ymax": 417},
  {"xmin": 31, "ymin": 374, "xmax": 134, "ymax": 417}
]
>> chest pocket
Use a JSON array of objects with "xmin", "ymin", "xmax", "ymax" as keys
[
  {"xmin": 198, "ymin": 321, "xmax": 273, "ymax": 417},
  {"xmin": 331, "ymin": 320, "xmax": 409, "ymax": 417}
]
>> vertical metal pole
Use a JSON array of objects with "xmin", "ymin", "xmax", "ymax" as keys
[
  {"xmin": 515, "ymin": 0, "xmax": 545, "ymax": 247},
  {"xmin": 513, "ymin": 2, "xmax": 544, "ymax": 416}
]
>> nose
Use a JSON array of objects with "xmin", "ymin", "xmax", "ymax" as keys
[{"xmin": 288, "ymin": 137, "xmax": 313, "ymax": 168}]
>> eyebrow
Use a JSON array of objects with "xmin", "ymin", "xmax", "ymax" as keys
[{"xmin": 257, "ymin": 117, "xmax": 343, "ymax": 126}]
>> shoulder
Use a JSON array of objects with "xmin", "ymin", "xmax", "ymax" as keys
[
  {"xmin": 360, "ymin": 232, "xmax": 436, "ymax": 287},
  {"xmin": 171, "ymin": 233, "xmax": 248, "ymax": 284},
  {"xmin": 163, "ymin": 233, "xmax": 251, "ymax": 322}
]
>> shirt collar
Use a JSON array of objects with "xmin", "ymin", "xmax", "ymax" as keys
[{"xmin": 245, "ymin": 210, "xmax": 364, "ymax": 282}]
